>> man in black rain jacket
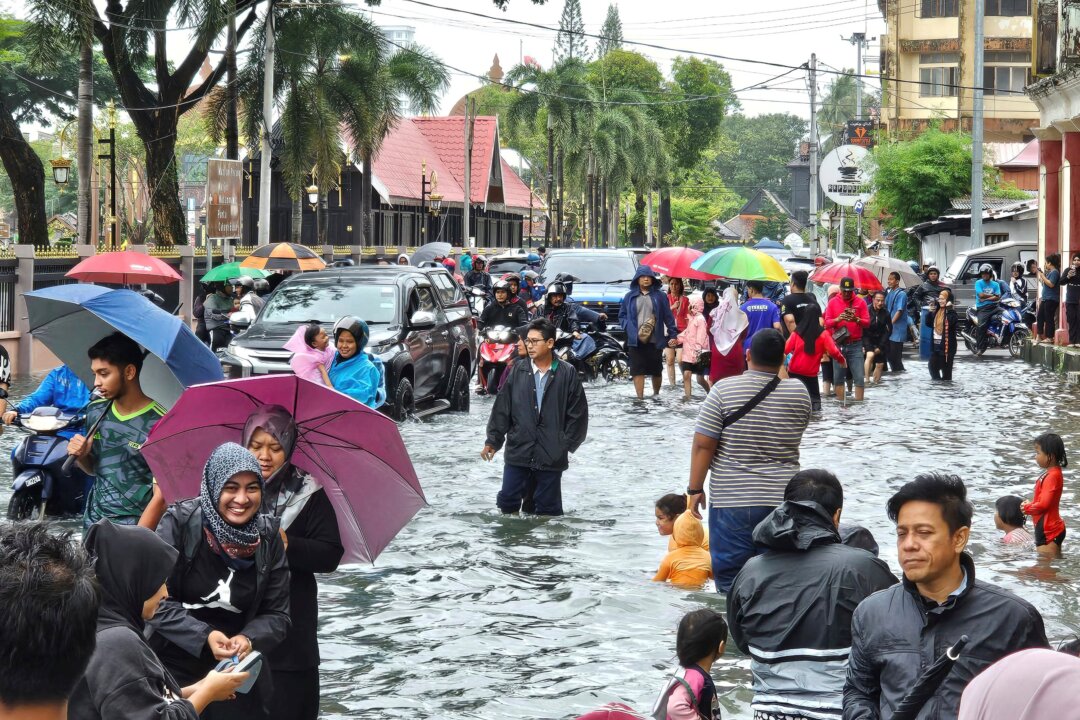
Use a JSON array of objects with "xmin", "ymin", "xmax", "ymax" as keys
[
  {"xmin": 843, "ymin": 473, "xmax": 1048, "ymax": 720},
  {"xmin": 728, "ymin": 470, "xmax": 897, "ymax": 720}
]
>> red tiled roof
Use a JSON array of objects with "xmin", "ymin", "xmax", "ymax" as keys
[{"xmin": 368, "ymin": 120, "xmax": 464, "ymax": 205}]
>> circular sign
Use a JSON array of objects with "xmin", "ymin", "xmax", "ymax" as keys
[{"xmin": 819, "ymin": 144, "xmax": 873, "ymax": 207}]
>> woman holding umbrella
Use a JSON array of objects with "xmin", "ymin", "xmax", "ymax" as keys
[
  {"xmin": 149, "ymin": 443, "xmax": 291, "ymax": 720},
  {"xmin": 243, "ymin": 407, "xmax": 343, "ymax": 720}
]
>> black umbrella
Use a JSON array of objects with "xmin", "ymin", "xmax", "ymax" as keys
[
  {"xmin": 410, "ymin": 242, "xmax": 452, "ymax": 266},
  {"xmin": 890, "ymin": 635, "xmax": 970, "ymax": 720}
]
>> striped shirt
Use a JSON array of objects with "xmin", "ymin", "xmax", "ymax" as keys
[{"xmin": 695, "ymin": 370, "xmax": 811, "ymax": 508}]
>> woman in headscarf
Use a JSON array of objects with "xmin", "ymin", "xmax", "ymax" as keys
[
  {"xmin": 959, "ymin": 648, "xmax": 1080, "ymax": 720},
  {"xmin": 243, "ymin": 406, "xmax": 343, "ymax": 720},
  {"xmin": 707, "ymin": 286, "xmax": 748, "ymax": 384},
  {"xmin": 70, "ymin": 521, "xmax": 247, "ymax": 720},
  {"xmin": 328, "ymin": 316, "xmax": 386, "ymax": 409},
  {"xmin": 149, "ymin": 443, "xmax": 291, "ymax": 720},
  {"xmin": 924, "ymin": 287, "xmax": 958, "ymax": 381}
]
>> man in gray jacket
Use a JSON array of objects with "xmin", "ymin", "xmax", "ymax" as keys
[{"xmin": 844, "ymin": 473, "xmax": 1048, "ymax": 720}]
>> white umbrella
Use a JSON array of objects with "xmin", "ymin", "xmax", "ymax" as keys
[{"xmin": 854, "ymin": 255, "xmax": 921, "ymax": 288}]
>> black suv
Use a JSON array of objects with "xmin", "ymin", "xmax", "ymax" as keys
[{"xmin": 219, "ymin": 266, "xmax": 477, "ymax": 420}]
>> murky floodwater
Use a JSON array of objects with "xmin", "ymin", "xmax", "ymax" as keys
[{"xmin": 3, "ymin": 349, "xmax": 1079, "ymax": 719}]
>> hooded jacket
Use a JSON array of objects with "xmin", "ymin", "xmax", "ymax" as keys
[
  {"xmin": 13, "ymin": 364, "xmax": 92, "ymax": 418},
  {"xmin": 677, "ymin": 297, "xmax": 709, "ymax": 363},
  {"xmin": 70, "ymin": 521, "xmax": 198, "ymax": 720},
  {"xmin": 485, "ymin": 357, "xmax": 588, "ymax": 471},
  {"xmin": 464, "ymin": 269, "xmax": 493, "ymax": 294},
  {"xmin": 618, "ymin": 266, "xmax": 679, "ymax": 349},
  {"xmin": 654, "ymin": 511, "xmax": 712, "ymax": 586},
  {"xmin": 844, "ymin": 553, "xmax": 1049, "ymax": 720},
  {"xmin": 728, "ymin": 501, "xmax": 897, "ymax": 720},
  {"xmin": 480, "ymin": 298, "xmax": 528, "ymax": 331}
]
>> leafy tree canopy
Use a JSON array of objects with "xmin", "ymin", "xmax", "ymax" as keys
[
  {"xmin": 714, "ymin": 113, "xmax": 807, "ymax": 199},
  {"xmin": 670, "ymin": 57, "xmax": 737, "ymax": 170}
]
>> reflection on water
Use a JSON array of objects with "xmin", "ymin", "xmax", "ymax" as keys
[{"xmin": 3, "ymin": 354, "xmax": 1079, "ymax": 719}]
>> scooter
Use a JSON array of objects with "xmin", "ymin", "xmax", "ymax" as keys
[
  {"xmin": 7, "ymin": 407, "xmax": 88, "ymax": 521},
  {"xmin": 477, "ymin": 325, "xmax": 517, "ymax": 395},
  {"xmin": 554, "ymin": 325, "xmax": 631, "ymax": 382},
  {"xmin": 961, "ymin": 296, "xmax": 1030, "ymax": 358}
]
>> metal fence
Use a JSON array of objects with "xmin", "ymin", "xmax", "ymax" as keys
[{"xmin": 0, "ymin": 259, "xmax": 15, "ymax": 332}]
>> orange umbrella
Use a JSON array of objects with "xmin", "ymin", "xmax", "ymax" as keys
[
  {"xmin": 67, "ymin": 251, "xmax": 181, "ymax": 285},
  {"xmin": 239, "ymin": 242, "xmax": 327, "ymax": 272}
]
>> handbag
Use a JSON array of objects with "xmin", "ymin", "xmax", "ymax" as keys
[
  {"xmin": 638, "ymin": 316, "xmax": 656, "ymax": 343},
  {"xmin": 832, "ymin": 325, "xmax": 851, "ymax": 345}
]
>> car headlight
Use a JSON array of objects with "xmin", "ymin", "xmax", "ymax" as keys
[{"xmin": 227, "ymin": 343, "xmax": 254, "ymax": 360}]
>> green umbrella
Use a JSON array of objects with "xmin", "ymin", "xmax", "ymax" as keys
[
  {"xmin": 200, "ymin": 262, "xmax": 270, "ymax": 283},
  {"xmin": 690, "ymin": 246, "xmax": 789, "ymax": 282}
]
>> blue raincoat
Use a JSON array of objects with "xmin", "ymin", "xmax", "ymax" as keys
[
  {"xmin": 14, "ymin": 365, "xmax": 91, "ymax": 428},
  {"xmin": 618, "ymin": 265, "xmax": 679, "ymax": 349},
  {"xmin": 329, "ymin": 353, "xmax": 386, "ymax": 409}
]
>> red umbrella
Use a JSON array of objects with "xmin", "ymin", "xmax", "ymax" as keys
[
  {"xmin": 640, "ymin": 246, "xmax": 716, "ymax": 280},
  {"xmin": 67, "ymin": 251, "xmax": 182, "ymax": 285},
  {"xmin": 809, "ymin": 260, "xmax": 883, "ymax": 292}
]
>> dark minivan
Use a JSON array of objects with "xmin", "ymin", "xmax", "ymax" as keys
[{"xmin": 220, "ymin": 265, "xmax": 477, "ymax": 420}]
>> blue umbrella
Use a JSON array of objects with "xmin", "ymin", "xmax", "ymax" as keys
[
  {"xmin": 753, "ymin": 238, "xmax": 786, "ymax": 250},
  {"xmin": 24, "ymin": 285, "xmax": 223, "ymax": 408}
]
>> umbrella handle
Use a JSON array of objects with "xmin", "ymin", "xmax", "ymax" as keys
[
  {"xmin": 946, "ymin": 635, "xmax": 969, "ymax": 661},
  {"xmin": 61, "ymin": 399, "xmax": 113, "ymax": 475}
]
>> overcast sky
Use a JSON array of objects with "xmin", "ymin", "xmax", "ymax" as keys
[{"xmin": 1, "ymin": 0, "xmax": 887, "ymax": 121}]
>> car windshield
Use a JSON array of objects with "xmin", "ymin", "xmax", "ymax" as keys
[
  {"xmin": 541, "ymin": 253, "xmax": 637, "ymax": 284},
  {"xmin": 258, "ymin": 282, "xmax": 398, "ymax": 325},
  {"xmin": 488, "ymin": 258, "xmax": 527, "ymax": 275}
]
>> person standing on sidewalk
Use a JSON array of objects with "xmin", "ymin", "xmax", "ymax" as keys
[
  {"xmin": 885, "ymin": 272, "xmax": 909, "ymax": 372},
  {"xmin": 824, "ymin": 277, "xmax": 870, "ymax": 403},
  {"xmin": 686, "ymin": 329, "xmax": 812, "ymax": 593},
  {"xmin": 1061, "ymin": 253, "xmax": 1080, "ymax": 347},
  {"xmin": 1034, "ymin": 254, "xmax": 1061, "ymax": 344},
  {"xmin": 482, "ymin": 318, "xmax": 589, "ymax": 516}
]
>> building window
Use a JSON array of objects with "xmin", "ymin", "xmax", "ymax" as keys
[
  {"xmin": 919, "ymin": 53, "xmax": 961, "ymax": 97},
  {"xmin": 986, "ymin": 233, "xmax": 1010, "ymax": 245},
  {"xmin": 984, "ymin": 53, "xmax": 1031, "ymax": 94},
  {"xmin": 921, "ymin": 0, "xmax": 959, "ymax": 17},
  {"xmin": 986, "ymin": 0, "xmax": 1030, "ymax": 16}
]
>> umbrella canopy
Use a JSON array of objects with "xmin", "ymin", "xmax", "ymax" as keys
[
  {"xmin": 239, "ymin": 243, "xmax": 326, "ymax": 272},
  {"xmin": 892, "ymin": 635, "xmax": 969, "ymax": 720},
  {"xmin": 410, "ymin": 242, "xmax": 453, "ymax": 267},
  {"xmin": 809, "ymin": 261, "xmax": 884, "ymax": 292},
  {"xmin": 24, "ymin": 285, "xmax": 223, "ymax": 408},
  {"xmin": 201, "ymin": 262, "xmax": 270, "ymax": 283},
  {"xmin": 690, "ymin": 246, "xmax": 789, "ymax": 282},
  {"xmin": 854, "ymin": 255, "xmax": 922, "ymax": 288},
  {"xmin": 753, "ymin": 238, "xmax": 786, "ymax": 250},
  {"xmin": 67, "ymin": 251, "xmax": 182, "ymax": 285},
  {"xmin": 141, "ymin": 375, "xmax": 425, "ymax": 564},
  {"xmin": 639, "ymin": 246, "xmax": 716, "ymax": 281}
]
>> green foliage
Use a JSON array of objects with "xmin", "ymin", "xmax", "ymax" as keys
[
  {"xmin": 752, "ymin": 199, "xmax": 789, "ymax": 242},
  {"xmin": 555, "ymin": 0, "xmax": 588, "ymax": 62},
  {"xmin": 714, "ymin": 113, "xmax": 807, "ymax": 198},
  {"xmin": 670, "ymin": 57, "xmax": 737, "ymax": 170},
  {"xmin": 668, "ymin": 197, "xmax": 717, "ymax": 246},
  {"xmin": 597, "ymin": 4, "xmax": 623, "ymax": 58},
  {"xmin": 892, "ymin": 234, "xmax": 920, "ymax": 261}
]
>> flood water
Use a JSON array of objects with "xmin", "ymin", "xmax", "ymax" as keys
[{"xmin": 3, "ymin": 350, "xmax": 1079, "ymax": 719}]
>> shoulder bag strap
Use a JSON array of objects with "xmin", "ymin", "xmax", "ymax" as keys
[{"xmin": 722, "ymin": 376, "xmax": 781, "ymax": 429}]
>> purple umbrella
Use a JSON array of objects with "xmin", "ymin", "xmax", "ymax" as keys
[{"xmin": 141, "ymin": 375, "xmax": 425, "ymax": 564}]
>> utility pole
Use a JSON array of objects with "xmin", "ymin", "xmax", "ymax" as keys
[
  {"xmin": 257, "ymin": 0, "xmax": 275, "ymax": 246},
  {"xmin": 971, "ymin": 0, "xmax": 985, "ymax": 248},
  {"xmin": 808, "ymin": 54, "xmax": 820, "ymax": 255},
  {"xmin": 845, "ymin": 32, "xmax": 868, "ymax": 119},
  {"xmin": 226, "ymin": 0, "xmax": 239, "ymax": 161},
  {"xmin": 77, "ymin": 41, "xmax": 92, "ymax": 244},
  {"xmin": 463, "ymin": 96, "xmax": 475, "ymax": 247},
  {"xmin": 545, "ymin": 112, "xmax": 553, "ymax": 247}
]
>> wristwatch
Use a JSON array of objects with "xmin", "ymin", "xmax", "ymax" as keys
[
  {"xmin": 0, "ymin": 388, "xmax": 9, "ymax": 400},
  {"xmin": 686, "ymin": 487, "xmax": 704, "ymax": 496}
]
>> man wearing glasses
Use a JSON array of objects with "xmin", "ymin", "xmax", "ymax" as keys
[{"xmin": 481, "ymin": 318, "xmax": 589, "ymax": 516}]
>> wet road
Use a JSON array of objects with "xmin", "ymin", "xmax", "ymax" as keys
[{"xmin": 3, "ymin": 350, "xmax": 1079, "ymax": 719}]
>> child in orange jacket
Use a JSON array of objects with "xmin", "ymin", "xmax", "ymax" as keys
[{"xmin": 654, "ymin": 509, "xmax": 713, "ymax": 587}]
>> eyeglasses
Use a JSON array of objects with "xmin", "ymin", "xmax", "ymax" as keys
[{"xmin": 523, "ymin": 337, "xmax": 548, "ymax": 346}]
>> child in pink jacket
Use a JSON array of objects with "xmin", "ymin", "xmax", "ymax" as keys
[
  {"xmin": 284, "ymin": 322, "xmax": 334, "ymax": 387},
  {"xmin": 676, "ymin": 296, "xmax": 711, "ymax": 400}
]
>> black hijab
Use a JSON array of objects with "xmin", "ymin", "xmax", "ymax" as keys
[
  {"xmin": 83, "ymin": 520, "xmax": 178, "ymax": 633},
  {"xmin": 702, "ymin": 289, "xmax": 720, "ymax": 327},
  {"xmin": 796, "ymin": 303, "xmax": 824, "ymax": 354}
]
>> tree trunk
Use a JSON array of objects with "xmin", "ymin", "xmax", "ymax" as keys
[
  {"xmin": 291, "ymin": 197, "xmax": 302, "ymax": 242},
  {"xmin": 78, "ymin": 42, "xmax": 93, "ymax": 244},
  {"xmin": 317, "ymin": 195, "xmax": 326, "ymax": 246},
  {"xmin": 361, "ymin": 148, "xmax": 373, "ymax": 246},
  {"xmin": 556, "ymin": 148, "xmax": 564, "ymax": 247},
  {"xmin": 142, "ymin": 125, "xmax": 186, "ymax": 245},
  {"xmin": 659, "ymin": 189, "xmax": 673, "ymax": 246},
  {"xmin": 631, "ymin": 192, "xmax": 645, "ymax": 243},
  {"xmin": 599, "ymin": 179, "xmax": 607, "ymax": 247},
  {"xmin": 0, "ymin": 97, "xmax": 47, "ymax": 246}
]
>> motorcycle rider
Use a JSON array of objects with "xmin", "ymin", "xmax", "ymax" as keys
[
  {"xmin": 202, "ymin": 281, "xmax": 235, "ymax": 350},
  {"xmin": 504, "ymin": 273, "xmax": 532, "ymax": 307},
  {"xmin": 974, "ymin": 263, "xmax": 1002, "ymax": 355},
  {"xmin": 464, "ymin": 256, "xmax": 493, "ymax": 295},
  {"xmin": 538, "ymin": 282, "xmax": 580, "ymax": 335},
  {"xmin": 480, "ymin": 280, "xmax": 529, "ymax": 331},
  {"xmin": 2, "ymin": 365, "xmax": 91, "ymax": 436},
  {"xmin": 230, "ymin": 275, "xmax": 265, "ymax": 326}
]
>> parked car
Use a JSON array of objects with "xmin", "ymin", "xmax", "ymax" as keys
[
  {"xmin": 942, "ymin": 240, "xmax": 1037, "ymax": 319},
  {"xmin": 219, "ymin": 265, "xmax": 477, "ymax": 420},
  {"xmin": 539, "ymin": 249, "xmax": 639, "ymax": 340},
  {"xmin": 487, "ymin": 253, "xmax": 530, "ymax": 277}
]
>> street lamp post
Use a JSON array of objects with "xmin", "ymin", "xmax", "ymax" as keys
[
  {"xmin": 50, "ymin": 120, "xmax": 76, "ymax": 191},
  {"xmin": 419, "ymin": 161, "xmax": 431, "ymax": 245},
  {"xmin": 97, "ymin": 101, "xmax": 117, "ymax": 248},
  {"xmin": 306, "ymin": 182, "xmax": 320, "ymax": 246}
]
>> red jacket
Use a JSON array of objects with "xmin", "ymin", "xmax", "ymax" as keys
[
  {"xmin": 669, "ymin": 293, "xmax": 690, "ymax": 332},
  {"xmin": 785, "ymin": 330, "xmax": 845, "ymax": 376},
  {"xmin": 1024, "ymin": 467, "xmax": 1064, "ymax": 542},
  {"xmin": 824, "ymin": 294, "xmax": 871, "ymax": 341}
]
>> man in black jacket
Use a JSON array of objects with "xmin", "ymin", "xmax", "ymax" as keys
[
  {"xmin": 463, "ymin": 256, "xmax": 493, "ymax": 295},
  {"xmin": 729, "ymin": 470, "xmax": 897, "ymax": 720},
  {"xmin": 479, "ymin": 280, "xmax": 528, "ymax": 332},
  {"xmin": 481, "ymin": 317, "xmax": 589, "ymax": 516},
  {"xmin": 844, "ymin": 473, "xmax": 1048, "ymax": 720}
]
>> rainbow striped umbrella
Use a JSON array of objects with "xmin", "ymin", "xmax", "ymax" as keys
[{"xmin": 690, "ymin": 246, "xmax": 789, "ymax": 282}]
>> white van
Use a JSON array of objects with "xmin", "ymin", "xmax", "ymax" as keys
[{"xmin": 943, "ymin": 240, "xmax": 1037, "ymax": 314}]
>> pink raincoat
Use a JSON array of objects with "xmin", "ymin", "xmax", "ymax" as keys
[
  {"xmin": 677, "ymin": 297, "xmax": 709, "ymax": 364},
  {"xmin": 284, "ymin": 325, "xmax": 334, "ymax": 385}
]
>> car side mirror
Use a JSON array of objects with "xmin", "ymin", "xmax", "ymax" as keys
[
  {"xmin": 230, "ymin": 316, "xmax": 251, "ymax": 332},
  {"xmin": 409, "ymin": 310, "xmax": 437, "ymax": 328}
]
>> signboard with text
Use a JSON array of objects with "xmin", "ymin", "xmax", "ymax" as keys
[
  {"xmin": 819, "ymin": 145, "xmax": 874, "ymax": 207},
  {"xmin": 845, "ymin": 120, "xmax": 874, "ymax": 149},
  {"xmin": 205, "ymin": 159, "xmax": 243, "ymax": 239}
]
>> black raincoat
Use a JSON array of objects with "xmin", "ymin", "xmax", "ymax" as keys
[
  {"xmin": 843, "ymin": 553, "xmax": 1049, "ymax": 720},
  {"xmin": 728, "ymin": 501, "xmax": 897, "ymax": 720}
]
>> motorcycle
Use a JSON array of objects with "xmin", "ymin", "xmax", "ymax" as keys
[
  {"xmin": 7, "ymin": 407, "xmax": 88, "ymax": 521},
  {"xmin": 477, "ymin": 325, "xmax": 518, "ymax": 395},
  {"xmin": 554, "ymin": 324, "xmax": 631, "ymax": 382},
  {"xmin": 466, "ymin": 285, "xmax": 489, "ymax": 319},
  {"xmin": 961, "ymin": 296, "xmax": 1030, "ymax": 358}
]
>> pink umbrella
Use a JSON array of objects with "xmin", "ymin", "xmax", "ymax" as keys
[
  {"xmin": 640, "ymin": 246, "xmax": 716, "ymax": 280},
  {"xmin": 141, "ymin": 375, "xmax": 425, "ymax": 564},
  {"xmin": 67, "ymin": 251, "xmax": 182, "ymax": 284}
]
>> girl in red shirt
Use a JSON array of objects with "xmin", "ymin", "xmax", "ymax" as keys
[
  {"xmin": 665, "ymin": 277, "xmax": 691, "ymax": 388},
  {"xmin": 1023, "ymin": 432, "xmax": 1067, "ymax": 556},
  {"xmin": 784, "ymin": 304, "xmax": 845, "ymax": 412}
]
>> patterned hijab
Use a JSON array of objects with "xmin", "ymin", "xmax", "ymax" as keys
[{"xmin": 199, "ymin": 442, "xmax": 264, "ymax": 567}]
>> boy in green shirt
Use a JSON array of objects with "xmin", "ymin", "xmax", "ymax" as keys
[{"xmin": 67, "ymin": 332, "xmax": 166, "ymax": 528}]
